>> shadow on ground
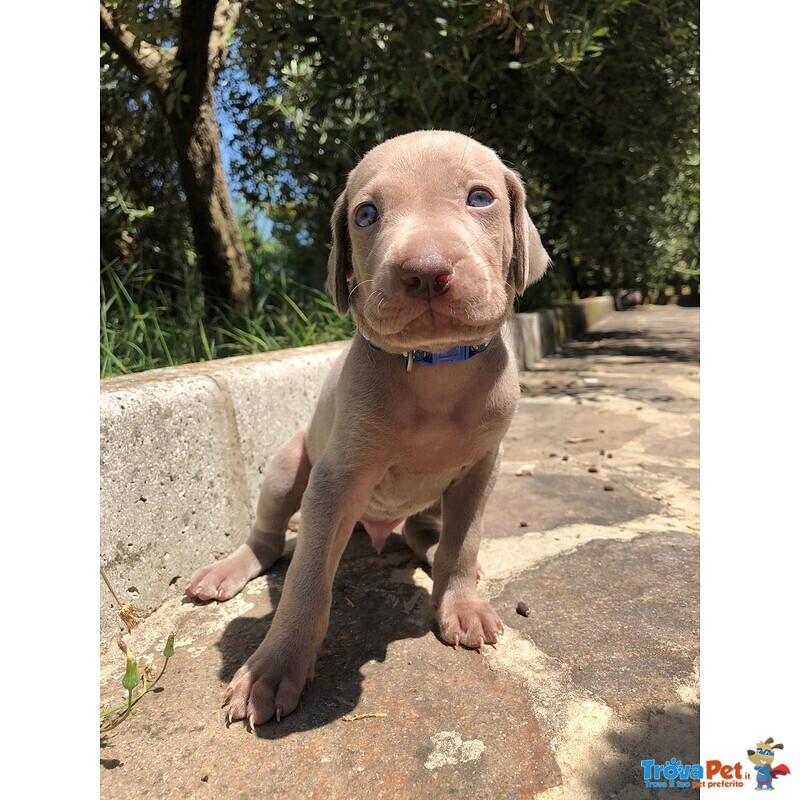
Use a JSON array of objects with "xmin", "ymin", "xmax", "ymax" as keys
[
  {"xmin": 589, "ymin": 703, "xmax": 701, "ymax": 799},
  {"xmin": 561, "ymin": 323, "xmax": 700, "ymax": 365},
  {"xmin": 207, "ymin": 533, "xmax": 433, "ymax": 740}
]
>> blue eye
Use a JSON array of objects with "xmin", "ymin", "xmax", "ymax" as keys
[
  {"xmin": 355, "ymin": 204, "xmax": 379, "ymax": 227},
  {"xmin": 467, "ymin": 189, "xmax": 494, "ymax": 208}
]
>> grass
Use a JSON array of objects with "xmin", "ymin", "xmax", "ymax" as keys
[{"xmin": 100, "ymin": 258, "xmax": 353, "ymax": 378}]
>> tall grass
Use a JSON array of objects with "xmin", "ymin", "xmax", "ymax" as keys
[{"xmin": 100, "ymin": 258, "xmax": 353, "ymax": 379}]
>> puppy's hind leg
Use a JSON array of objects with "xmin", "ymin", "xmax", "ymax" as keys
[
  {"xmin": 402, "ymin": 501, "xmax": 441, "ymax": 568},
  {"xmin": 185, "ymin": 428, "xmax": 311, "ymax": 601},
  {"xmin": 403, "ymin": 500, "xmax": 484, "ymax": 579}
]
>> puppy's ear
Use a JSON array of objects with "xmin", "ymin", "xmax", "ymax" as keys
[
  {"xmin": 326, "ymin": 190, "xmax": 352, "ymax": 315},
  {"xmin": 504, "ymin": 168, "xmax": 550, "ymax": 293}
]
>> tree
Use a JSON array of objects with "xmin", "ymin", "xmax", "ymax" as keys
[{"xmin": 100, "ymin": 0, "xmax": 251, "ymax": 312}]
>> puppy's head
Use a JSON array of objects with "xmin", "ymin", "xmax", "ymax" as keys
[{"xmin": 327, "ymin": 131, "xmax": 549, "ymax": 352}]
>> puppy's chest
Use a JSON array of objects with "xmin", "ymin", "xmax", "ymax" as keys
[
  {"xmin": 394, "ymin": 404, "xmax": 503, "ymax": 467},
  {"xmin": 363, "ymin": 412, "xmax": 499, "ymax": 519}
]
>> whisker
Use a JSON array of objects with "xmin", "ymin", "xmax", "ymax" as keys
[{"xmin": 348, "ymin": 279, "xmax": 374, "ymax": 301}]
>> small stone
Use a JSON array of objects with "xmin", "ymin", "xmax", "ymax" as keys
[
  {"xmin": 588, "ymin": 467, "xmax": 598, "ymax": 473},
  {"xmin": 604, "ymin": 485, "xmax": 614, "ymax": 492},
  {"xmin": 561, "ymin": 455, "xmax": 569, "ymax": 461},
  {"xmin": 516, "ymin": 601, "xmax": 531, "ymax": 617},
  {"xmin": 599, "ymin": 449, "xmax": 605, "ymax": 455},
  {"xmin": 200, "ymin": 774, "xmax": 209, "ymax": 783},
  {"xmin": 548, "ymin": 452, "xmax": 558, "ymax": 458},
  {"xmin": 520, "ymin": 521, "xmax": 529, "ymax": 528},
  {"xmin": 607, "ymin": 453, "xmax": 613, "ymax": 459}
]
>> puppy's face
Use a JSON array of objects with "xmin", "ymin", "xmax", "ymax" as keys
[{"xmin": 328, "ymin": 131, "xmax": 549, "ymax": 352}]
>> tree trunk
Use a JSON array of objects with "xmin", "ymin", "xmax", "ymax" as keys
[
  {"xmin": 101, "ymin": 0, "xmax": 251, "ymax": 314},
  {"xmin": 168, "ymin": 85, "xmax": 252, "ymax": 313}
]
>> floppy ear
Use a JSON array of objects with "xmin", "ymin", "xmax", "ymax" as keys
[
  {"xmin": 326, "ymin": 189, "xmax": 352, "ymax": 315},
  {"xmin": 504, "ymin": 168, "xmax": 550, "ymax": 293}
]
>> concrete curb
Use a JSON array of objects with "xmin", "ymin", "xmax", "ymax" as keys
[
  {"xmin": 512, "ymin": 295, "xmax": 614, "ymax": 369},
  {"xmin": 99, "ymin": 297, "xmax": 613, "ymax": 639}
]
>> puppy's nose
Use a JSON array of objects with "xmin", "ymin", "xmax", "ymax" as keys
[{"xmin": 400, "ymin": 253, "xmax": 453, "ymax": 298}]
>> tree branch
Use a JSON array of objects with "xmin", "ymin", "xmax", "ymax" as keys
[
  {"xmin": 210, "ymin": 1, "xmax": 244, "ymax": 73},
  {"xmin": 100, "ymin": 3, "xmax": 174, "ymax": 94}
]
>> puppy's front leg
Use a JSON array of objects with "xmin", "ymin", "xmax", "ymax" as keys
[
  {"xmin": 225, "ymin": 458, "xmax": 374, "ymax": 726},
  {"xmin": 433, "ymin": 449, "xmax": 504, "ymax": 650}
]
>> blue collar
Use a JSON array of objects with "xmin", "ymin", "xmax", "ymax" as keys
[{"xmin": 360, "ymin": 333, "xmax": 489, "ymax": 372}]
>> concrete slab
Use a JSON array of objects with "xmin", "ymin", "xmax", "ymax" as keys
[
  {"xmin": 196, "ymin": 344, "xmax": 346, "ymax": 508},
  {"xmin": 100, "ymin": 343, "xmax": 346, "ymax": 638},
  {"xmin": 492, "ymin": 532, "xmax": 699, "ymax": 717},
  {"xmin": 100, "ymin": 545, "xmax": 562, "ymax": 800},
  {"xmin": 101, "ymin": 306, "xmax": 700, "ymax": 800},
  {"xmin": 100, "ymin": 375, "xmax": 252, "ymax": 636},
  {"xmin": 485, "ymin": 472, "xmax": 661, "ymax": 536}
]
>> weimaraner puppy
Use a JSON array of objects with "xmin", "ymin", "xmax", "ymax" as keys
[{"xmin": 185, "ymin": 130, "xmax": 549, "ymax": 727}]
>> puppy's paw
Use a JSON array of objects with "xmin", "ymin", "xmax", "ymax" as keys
[
  {"xmin": 224, "ymin": 639, "xmax": 316, "ymax": 727},
  {"xmin": 436, "ymin": 595, "xmax": 504, "ymax": 650},
  {"xmin": 185, "ymin": 543, "xmax": 269, "ymax": 602}
]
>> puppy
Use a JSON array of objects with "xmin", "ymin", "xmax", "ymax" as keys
[{"xmin": 186, "ymin": 130, "xmax": 549, "ymax": 726}]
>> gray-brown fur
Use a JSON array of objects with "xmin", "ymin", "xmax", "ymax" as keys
[{"xmin": 185, "ymin": 131, "xmax": 549, "ymax": 726}]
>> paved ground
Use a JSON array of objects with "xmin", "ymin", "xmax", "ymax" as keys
[{"xmin": 100, "ymin": 305, "xmax": 700, "ymax": 800}]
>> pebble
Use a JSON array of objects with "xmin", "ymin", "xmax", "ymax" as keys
[{"xmin": 516, "ymin": 601, "xmax": 531, "ymax": 618}]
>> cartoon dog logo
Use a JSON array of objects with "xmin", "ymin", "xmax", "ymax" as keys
[{"xmin": 747, "ymin": 738, "xmax": 791, "ymax": 791}]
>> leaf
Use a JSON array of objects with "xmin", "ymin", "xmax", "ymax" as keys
[{"xmin": 122, "ymin": 653, "xmax": 140, "ymax": 691}]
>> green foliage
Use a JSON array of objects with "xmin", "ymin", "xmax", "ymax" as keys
[
  {"xmin": 101, "ymin": 0, "xmax": 699, "ymax": 376},
  {"xmin": 100, "ymin": 565, "xmax": 175, "ymax": 733},
  {"xmin": 100, "ymin": 244, "xmax": 353, "ymax": 378},
  {"xmin": 100, "ymin": 634, "xmax": 176, "ymax": 732},
  {"xmin": 227, "ymin": 0, "xmax": 699, "ymax": 298},
  {"xmin": 101, "ymin": 43, "xmax": 194, "ymax": 281}
]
